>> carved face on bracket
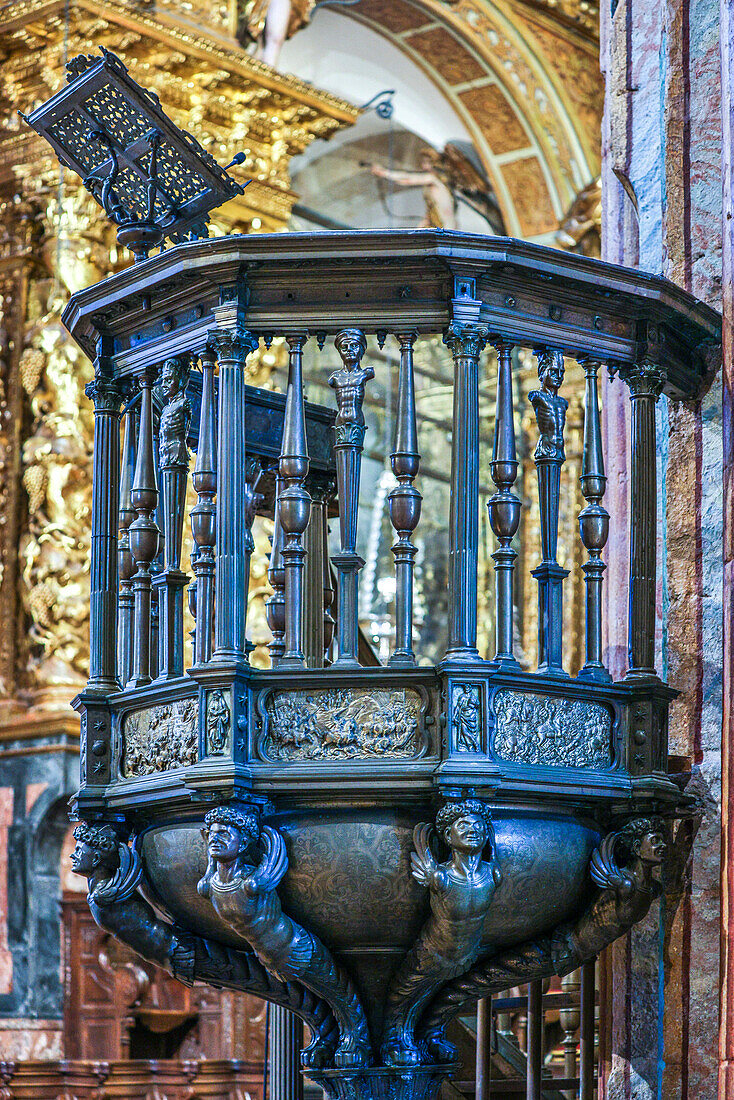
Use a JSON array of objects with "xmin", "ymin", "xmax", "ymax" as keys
[
  {"xmin": 636, "ymin": 829, "xmax": 666, "ymax": 866},
  {"xmin": 446, "ymin": 812, "xmax": 488, "ymax": 856},
  {"xmin": 538, "ymin": 352, "xmax": 565, "ymax": 394},
  {"xmin": 70, "ymin": 825, "xmax": 119, "ymax": 877},
  {"xmin": 206, "ymin": 821, "xmax": 248, "ymax": 864},
  {"xmin": 70, "ymin": 838, "xmax": 100, "ymax": 876}
]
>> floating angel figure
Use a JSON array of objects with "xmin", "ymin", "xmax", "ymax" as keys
[{"xmin": 369, "ymin": 144, "xmax": 505, "ymax": 234}]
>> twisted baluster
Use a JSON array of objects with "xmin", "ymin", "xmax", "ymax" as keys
[
  {"xmin": 578, "ymin": 358, "xmax": 611, "ymax": 681},
  {"xmin": 487, "ymin": 338, "xmax": 521, "ymax": 670},
  {"xmin": 388, "ymin": 331, "xmax": 421, "ymax": 667},
  {"xmin": 279, "ymin": 334, "xmax": 311, "ymax": 668},
  {"xmin": 128, "ymin": 367, "xmax": 160, "ymax": 687},
  {"xmin": 117, "ymin": 406, "xmax": 136, "ymax": 686},
  {"xmin": 329, "ymin": 329, "xmax": 373, "ymax": 667},
  {"xmin": 190, "ymin": 346, "xmax": 217, "ymax": 666},
  {"xmin": 267, "ymin": 473, "xmax": 286, "ymax": 666}
]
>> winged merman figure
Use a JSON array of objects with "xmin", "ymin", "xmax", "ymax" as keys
[
  {"xmin": 197, "ymin": 804, "xmax": 372, "ymax": 1068},
  {"xmin": 380, "ymin": 799, "xmax": 501, "ymax": 1066},
  {"xmin": 70, "ymin": 821, "xmax": 341, "ymax": 1067}
]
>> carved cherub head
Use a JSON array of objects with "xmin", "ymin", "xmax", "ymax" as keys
[
  {"xmin": 161, "ymin": 357, "xmax": 187, "ymax": 399},
  {"xmin": 436, "ymin": 799, "xmax": 494, "ymax": 856},
  {"xmin": 618, "ymin": 817, "xmax": 666, "ymax": 866},
  {"xmin": 537, "ymin": 350, "xmax": 565, "ymax": 394},
  {"xmin": 203, "ymin": 805, "xmax": 261, "ymax": 865},
  {"xmin": 71, "ymin": 822, "xmax": 121, "ymax": 876},
  {"xmin": 334, "ymin": 328, "xmax": 367, "ymax": 367}
]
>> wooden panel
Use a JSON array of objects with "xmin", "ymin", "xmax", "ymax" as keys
[{"xmin": 61, "ymin": 895, "xmax": 267, "ymax": 1064}]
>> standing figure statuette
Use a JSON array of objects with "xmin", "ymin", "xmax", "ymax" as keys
[
  {"xmin": 380, "ymin": 799, "xmax": 501, "ymax": 1066},
  {"xmin": 197, "ymin": 805, "xmax": 372, "ymax": 1068},
  {"xmin": 159, "ymin": 357, "xmax": 191, "ymax": 469},
  {"xmin": 329, "ymin": 330, "xmax": 374, "ymax": 446},
  {"xmin": 529, "ymin": 350, "xmax": 567, "ymax": 464}
]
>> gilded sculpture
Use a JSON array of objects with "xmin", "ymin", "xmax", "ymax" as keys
[
  {"xmin": 197, "ymin": 805, "xmax": 372, "ymax": 1068},
  {"xmin": 381, "ymin": 799, "xmax": 501, "ymax": 1067}
]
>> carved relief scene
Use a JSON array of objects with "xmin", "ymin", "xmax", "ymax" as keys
[{"xmin": 261, "ymin": 687, "xmax": 424, "ymax": 760}]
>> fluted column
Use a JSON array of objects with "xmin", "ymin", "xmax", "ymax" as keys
[
  {"xmin": 191, "ymin": 346, "xmax": 217, "ymax": 667},
  {"xmin": 487, "ymin": 338, "xmax": 521, "ymax": 670},
  {"xmin": 128, "ymin": 366, "xmax": 161, "ymax": 688},
  {"xmin": 212, "ymin": 328, "xmax": 258, "ymax": 664},
  {"xmin": 85, "ymin": 361, "xmax": 125, "ymax": 693},
  {"xmin": 329, "ymin": 328, "xmax": 373, "ymax": 667},
  {"xmin": 578, "ymin": 358, "xmax": 611, "ymax": 681},
  {"xmin": 268, "ymin": 1005, "xmax": 303, "ymax": 1100},
  {"xmin": 443, "ymin": 321, "xmax": 488, "ymax": 663},
  {"xmin": 279, "ymin": 334, "xmax": 311, "ymax": 669},
  {"xmin": 388, "ymin": 331, "xmax": 421, "ymax": 666},
  {"xmin": 623, "ymin": 359, "xmax": 665, "ymax": 677},
  {"xmin": 117, "ymin": 406, "xmax": 136, "ymax": 687}
]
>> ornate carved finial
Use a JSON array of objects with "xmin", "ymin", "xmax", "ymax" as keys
[
  {"xmin": 198, "ymin": 805, "xmax": 372, "ymax": 1069},
  {"xmin": 380, "ymin": 799, "xmax": 500, "ymax": 1067}
]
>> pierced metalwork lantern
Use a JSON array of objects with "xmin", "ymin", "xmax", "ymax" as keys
[{"xmin": 22, "ymin": 49, "xmax": 246, "ymax": 260}]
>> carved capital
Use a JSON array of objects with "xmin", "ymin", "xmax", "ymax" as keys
[
  {"xmin": 622, "ymin": 360, "xmax": 666, "ymax": 398},
  {"xmin": 211, "ymin": 327, "xmax": 259, "ymax": 362},
  {"xmin": 443, "ymin": 321, "xmax": 489, "ymax": 360},
  {"xmin": 85, "ymin": 374, "xmax": 125, "ymax": 412}
]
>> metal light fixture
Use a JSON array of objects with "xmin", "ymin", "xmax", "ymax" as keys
[{"xmin": 22, "ymin": 49, "xmax": 247, "ymax": 260}]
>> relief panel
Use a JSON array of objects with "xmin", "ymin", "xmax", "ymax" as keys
[
  {"xmin": 122, "ymin": 698, "xmax": 198, "ymax": 777},
  {"xmin": 491, "ymin": 689, "xmax": 612, "ymax": 768},
  {"xmin": 258, "ymin": 687, "xmax": 427, "ymax": 761}
]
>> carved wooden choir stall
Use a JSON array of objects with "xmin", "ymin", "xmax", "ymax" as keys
[{"xmin": 20, "ymin": 50, "xmax": 721, "ymax": 1100}]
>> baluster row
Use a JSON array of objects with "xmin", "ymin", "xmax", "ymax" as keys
[{"xmin": 85, "ymin": 325, "xmax": 663, "ymax": 696}]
